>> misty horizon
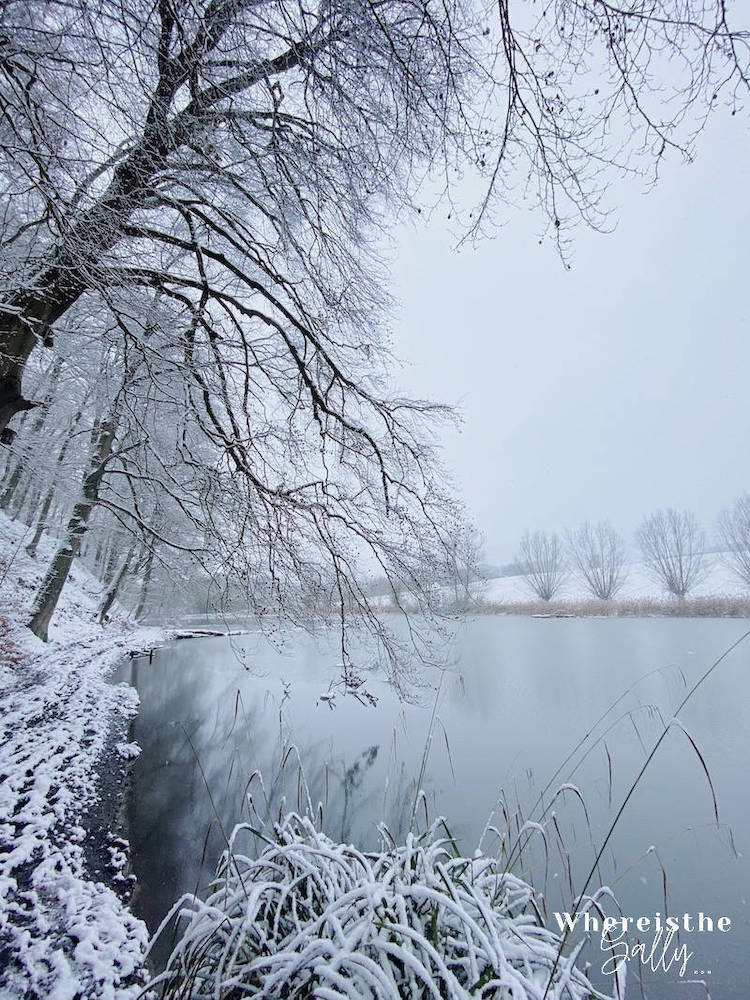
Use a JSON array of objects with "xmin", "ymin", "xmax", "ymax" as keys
[{"xmin": 390, "ymin": 112, "xmax": 748, "ymax": 565}]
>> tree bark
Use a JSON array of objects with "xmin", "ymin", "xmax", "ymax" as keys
[
  {"xmin": 0, "ymin": 320, "xmax": 39, "ymax": 436},
  {"xmin": 133, "ymin": 545, "xmax": 155, "ymax": 622},
  {"xmin": 19, "ymin": 486, "xmax": 42, "ymax": 527},
  {"xmin": 25, "ymin": 489, "xmax": 54, "ymax": 559},
  {"xmin": 24, "ymin": 405, "xmax": 84, "ymax": 559},
  {"xmin": 1, "ymin": 357, "xmax": 63, "ymax": 501},
  {"xmin": 27, "ymin": 420, "xmax": 116, "ymax": 641},
  {"xmin": 0, "ymin": 308, "xmax": 70, "ymax": 436},
  {"xmin": 9, "ymin": 477, "xmax": 34, "ymax": 522},
  {"xmin": 0, "ymin": 462, "xmax": 23, "ymax": 511},
  {"xmin": 98, "ymin": 545, "xmax": 135, "ymax": 624},
  {"xmin": 101, "ymin": 536, "xmax": 120, "ymax": 585}
]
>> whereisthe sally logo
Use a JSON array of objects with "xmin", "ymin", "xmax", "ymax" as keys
[{"xmin": 553, "ymin": 911, "xmax": 731, "ymax": 977}]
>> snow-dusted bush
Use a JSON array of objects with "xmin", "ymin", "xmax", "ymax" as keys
[{"xmin": 149, "ymin": 814, "xmax": 603, "ymax": 999}]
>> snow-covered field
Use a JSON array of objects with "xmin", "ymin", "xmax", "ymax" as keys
[
  {"xmin": 482, "ymin": 558, "xmax": 748, "ymax": 606},
  {"xmin": 0, "ymin": 514, "xmax": 162, "ymax": 999}
]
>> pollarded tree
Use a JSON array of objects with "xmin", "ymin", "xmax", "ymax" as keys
[
  {"xmin": 717, "ymin": 494, "xmax": 750, "ymax": 588},
  {"xmin": 636, "ymin": 507, "xmax": 708, "ymax": 598},
  {"xmin": 517, "ymin": 530, "xmax": 567, "ymax": 602},
  {"xmin": 566, "ymin": 521, "xmax": 627, "ymax": 600}
]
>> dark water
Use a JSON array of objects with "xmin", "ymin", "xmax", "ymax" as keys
[{"xmin": 115, "ymin": 616, "xmax": 750, "ymax": 997}]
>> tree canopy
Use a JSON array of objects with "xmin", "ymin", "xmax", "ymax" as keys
[{"xmin": 0, "ymin": 0, "xmax": 746, "ymax": 667}]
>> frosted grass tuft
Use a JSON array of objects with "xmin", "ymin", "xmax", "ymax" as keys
[{"xmin": 147, "ymin": 813, "xmax": 608, "ymax": 999}]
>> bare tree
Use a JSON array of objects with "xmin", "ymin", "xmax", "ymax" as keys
[
  {"xmin": 717, "ymin": 494, "xmax": 750, "ymax": 588},
  {"xmin": 0, "ymin": 0, "xmax": 747, "ymax": 435},
  {"xmin": 636, "ymin": 507, "xmax": 707, "ymax": 598},
  {"xmin": 1, "ymin": 0, "xmax": 747, "ymax": 676},
  {"xmin": 517, "ymin": 530, "xmax": 566, "ymax": 602},
  {"xmin": 445, "ymin": 518, "xmax": 486, "ymax": 609},
  {"xmin": 566, "ymin": 521, "xmax": 627, "ymax": 600},
  {"xmin": 28, "ymin": 419, "xmax": 116, "ymax": 640},
  {"xmin": 97, "ymin": 544, "xmax": 136, "ymax": 625}
]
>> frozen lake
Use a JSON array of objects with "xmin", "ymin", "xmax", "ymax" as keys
[{"xmin": 117, "ymin": 616, "xmax": 750, "ymax": 997}]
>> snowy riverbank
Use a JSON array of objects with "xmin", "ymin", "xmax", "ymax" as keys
[{"xmin": 0, "ymin": 514, "xmax": 162, "ymax": 999}]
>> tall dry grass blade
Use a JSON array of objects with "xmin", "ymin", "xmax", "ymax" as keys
[{"xmin": 541, "ymin": 627, "xmax": 750, "ymax": 999}]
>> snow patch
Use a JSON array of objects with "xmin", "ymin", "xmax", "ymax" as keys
[{"xmin": 0, "ymin": 512, "xmax": 162, "ymax": 998}]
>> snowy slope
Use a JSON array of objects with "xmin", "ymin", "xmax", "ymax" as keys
[
  {"xmin": 482, "ymin": 558, "xmax": 748, "ymax": 605},
  {"xmin": 0, "ymin": 514, "xmax": 162, "ymax": 999}
]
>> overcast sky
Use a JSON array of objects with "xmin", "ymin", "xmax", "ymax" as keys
[{"xmin": 390, "ymin": 110, "xmax": 748, "ymax": 565}]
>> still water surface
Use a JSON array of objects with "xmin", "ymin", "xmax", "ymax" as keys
[{"xmin": 116, "ymin": 616, "xmax": 750, "ymax": 997}]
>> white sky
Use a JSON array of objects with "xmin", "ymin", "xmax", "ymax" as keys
[{"xmin": 390, "ymin": 110, "xmax": 749, "ymax": 565}]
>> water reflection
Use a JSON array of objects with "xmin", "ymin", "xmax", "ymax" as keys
[{"xmin": 117, "ymin": 617, "xmax": 750, "ymax": 996}]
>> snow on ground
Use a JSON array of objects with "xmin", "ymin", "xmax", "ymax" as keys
[
  {"xmin": 0, "ymin": 513, "xmax": 162, "ymax": 999},
  {"xmin": 482, "ymin": 558, "xmax": 748, "ymax": 605}
]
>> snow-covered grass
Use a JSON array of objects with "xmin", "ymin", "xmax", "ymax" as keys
[
  {"xmin": 0, "ymin": 513, "xmax": 162, "ymax": 999},
  {"xmin": 150, "ymin": 813, "xmax": 605, "ymax": 1000},
  {"xmin": 481, "ymin": 558, "xmax": 750, "ymax": 613}
]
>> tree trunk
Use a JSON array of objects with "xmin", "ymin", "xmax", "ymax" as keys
[
  {"xmin": 0, "ymin": 461, "xmax": 23, "ymax": 510},
  {"xmin": 1, "ymin": 356, "xmax": 63, "ymax": 499},
  {"xmin": 133, "ymin": 545, "xmax": 155, "ymax": 622},
  {"xmin": 0, "ymin": 318, "xmax": 39, "ymax": 437},
  {"xmin": 9, "ymin": 477, "xmax": 34, "ymax": 522},
  {"xmin": 98, "ymin": 545, "xmax": 135, "ymax": 624},
  {"xmin": 19, "ymin": 486, "xmax": 42, "ymax": 527},
  {"xmin": 28, "ymin": 420, "xmax": 116, "ymax": 641},
  {"xmin": 0, "ymin": 113, "xmax": 179, "ymax": 438},
  {"xmin": 25, "ymin": 489, "xmax": 54, "ymax": 559},
  {"xmin": 101, "ymin": 536, "xmax": 120, "ymax": 585},
  {"xmin": 24, "ymin": 407, "xmax": 83, "ymax": 559}
]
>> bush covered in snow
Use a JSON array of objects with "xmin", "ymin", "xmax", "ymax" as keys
[{"xmin": 150, "ymin": 814, "xmax": 603, "ymax": 999}]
